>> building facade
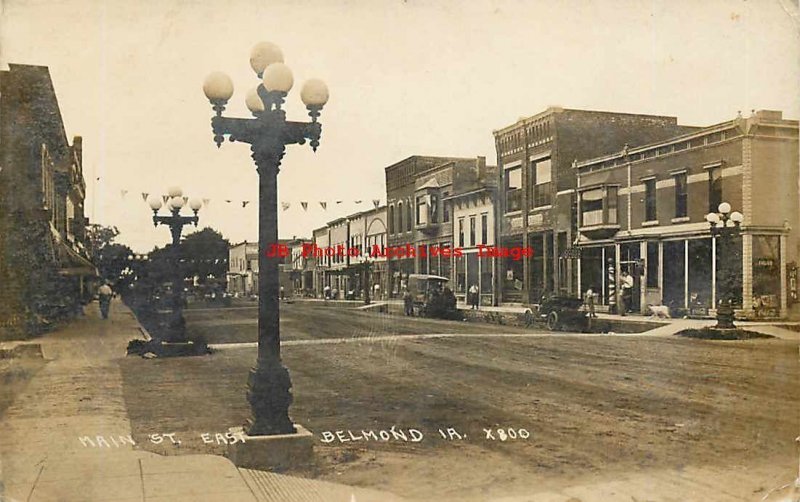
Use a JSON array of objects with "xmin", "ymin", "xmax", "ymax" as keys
[
  {"xmin": 575, "ymin": 110, "xmax": 799, "ymax": 318},
  {"xmin": 227, "ymin": 241, "xmax": 259, "ymax": 297},
  {"xmin": 384, "ymin": 155, "xmax": 486, "ymax": 297},
  {"xmin": 0, "ymin": 64, "xmax": 95, "ymax": 339},
  {"xmin": 449, "ymin": 158, "xmax": 498, "ymax": 305},
  {"xmin": 492, "ymin": 107, "xmax": 697, "ymax": 304}
]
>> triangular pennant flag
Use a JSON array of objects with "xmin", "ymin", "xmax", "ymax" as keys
[
  {"xmin": 120, "ymin": 189, "xmax": 128, "ymax": 198},
  {"xmin": 162, "ymin": 195, "xmax": 170, "ymax": 204},
  {"xmin": 202, "ymin": 198, "xmax": 210, "ymax": 207},
  {"xmin": 336, "ymin": 200, "xmax": 343, "ymax": 204},
  {"xmin": 300, "ymin": 201, "xmax": 308, "ymax": 211},
  {"xmin": 225, "ymin": 199, "xmax": 232, "ymax": 204},
  {"xmin": 141, "ymin": 192, "xmax": 149, "ymax": 202},
  {"xmin": 281, "ymin": 202, "xmax": 291, "ymax": 211},
  {"xmin": 319, "ymin": 201, "xmax": 327, "ymax": 210},
  {"xmin": 354, "ymin": 200, "xmax": 362, "ymax": 204},
  {"xmin": 242, "ymin": 201, "xmax": 250, "ymax": 208},
  {"xmin": 182, "ymin": 196, "xmax": 189, "ymax": 204},
  {"xmin": 373, "ymin": 199, "xmax": 380, "ymax": 208}
]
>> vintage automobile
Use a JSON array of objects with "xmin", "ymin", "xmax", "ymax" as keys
[
  {"xmin": 535, "ymin": 294, "xmax": 588, "ymax": 331},
  {"xmin": 406, "ymin": 274, "xmax": 459, "ymax": 319}
]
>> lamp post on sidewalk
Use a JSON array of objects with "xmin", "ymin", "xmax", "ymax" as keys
[
  {"xmin": 705, "ymin": 202, "xmax": 744, "ymax": 329},
  {"xmin": 147, "ymin": 189, "xmax": 202, "ymax": 341},
  {"xmin": 202, "ymin": 42, "xmax": 329, "ymax": 435}
]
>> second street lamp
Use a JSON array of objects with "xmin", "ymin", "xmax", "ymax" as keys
[
  {"xmin": 705, "ymin": 202, "xmax": 744, "ymax": 329},
  {"xmin": 203, "ymin": 41, "xmax": 329, "ymax": 436},
  {"xmin": 147, "ymin": 189, "xmax": 202, "ymax": 342}
]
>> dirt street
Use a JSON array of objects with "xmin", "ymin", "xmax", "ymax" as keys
[{"xmin": 119, "ymin": 303, "xmax": 800, "ymax": 500}]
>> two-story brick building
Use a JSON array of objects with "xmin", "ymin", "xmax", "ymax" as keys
[
  {"xmin": 384, "ymin": 155, "xmax": 486, "ymax": 297},
  {"xmin": 492, "ymin": 107, "xmax": 697, "ymax": 305},
  {"xmin": 227, "ymin": 241, "xmax": 259, "ymax": 297},
  {"xmin": 575, "ymin": 110, "xmax": 799, "ymax": 318},
  {"xmin": 0, "ymin": 64, "xmax": 95, "ymax": 338}
]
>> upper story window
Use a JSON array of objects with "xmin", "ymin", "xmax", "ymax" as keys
[
  {"xmin": 388, "ymin": 205, "xmax": 394, "ymax": 234},
  {"xmin": 708, "ymin": 166, "xmax": 722, "ymax": 213},
  {"xmin": 644, "ymin": 178, "xmax": 657, "ymax": 222},
  {"xmin": 579, "ymin": 185, "xmax": 619, "ymax": 227},
  {"xmin": 406, "ymin": 203, "xmax": 413, "ymax": 232},
  {"xmin": 397, "ymin": 202, "xmax": 404, "ymax": 233},
  {"xmin": 505, "ymin": 166, "xmax": 522, "ymax": 212},
  {"xmin": 442, "ymin": 191, "xmax": 450, "ymax": 222},
  {"xmin": 531, "ymin": 158, "xmax": 552, "ymax": 207},
  {"xmin": 416, "ymin": 195, "xmax": 427, "ymax": 225},
  {"xmin": 458, "ymin": 218, "xmax": 465, "ymax": 247},
  {"xmin": 430, "ymin": 193, "xmax": 439, "ymax": 223},
  {"xmin": 673, "ymin": 172, "xmax": 688, "ymax": 218},
  {"xmin": 481, "ymin": 213, "xmax": 488, "ymax": 245},
  {"xmin": 469, "ymin": 216, "xmax": 476, "ymax": 247}
]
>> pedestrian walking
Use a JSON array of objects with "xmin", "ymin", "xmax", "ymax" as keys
[
  {"xmin": 403, "ymin": 287, "xmax": 414, "ymax": 316},
  {"xmin": 323, "ymin": 284, "xmax": 331, "ymax": 300},
  {"xmin": 585, "ymin": 286, "xmax": 597, "ymax": 318},
  {"xmin": 373, "ymin": 283, "xmax": 381, "ymax": 301},
  {"xmin": 468, "ymin": 284, "xmax": 479, "ymax": 310},
  {"xmin": 620, "ymin": 270, "xmax": 634, "ymax": 316},
  {"xmin": 98, "ymin": 282, "xmax": 113, "ymax": 320},
  {"xmin": 280, "ymin": 285, "xmax": 285, "ymax": 300}
]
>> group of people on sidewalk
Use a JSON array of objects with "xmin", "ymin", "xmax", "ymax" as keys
[{"xmin": 583, "ymin": 269, "xmax": 635, "ymax": 317}]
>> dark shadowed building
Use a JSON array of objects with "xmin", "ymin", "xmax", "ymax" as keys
[{"xmin": 0, "ymin": 64, "xmax": 95, "ymax": 339}]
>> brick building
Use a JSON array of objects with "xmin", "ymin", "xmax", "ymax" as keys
[
  {"xmin": 492, "ymin": 107, "xmax": 697, "ymax": 304},
  {"xmin": 575, "ymin": 110, "xmax": 799, "ymax": 318},
  {"xmin": 449, "ymin": 158, "xmax": 498, "ymax": 305},
  {"xmin": 384, "ymin": 155, "xmax": 485, "ymax": 297},
  {"xmin": 0, "ymin": 64, "xmax": 95, "ymax": 338}
]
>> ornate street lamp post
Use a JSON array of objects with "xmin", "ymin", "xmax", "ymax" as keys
[
  {"xmin": 147, "ymin": 189, "xmax": 203, "ymax": 341},
  {"xmin": 202, "ymin": 42, "xmax": 329, "ymax": 435},
  {"xmin": 705, "ymin": 202, "xmax": 744, "ymax": 329}
]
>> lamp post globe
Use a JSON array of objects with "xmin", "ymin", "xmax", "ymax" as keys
[
  {"xmin": 245, "ymin": 87, "xmax": 266, "ymax": 113},
  {"xmin": 262, "ymin": 63, "xmax": 294, "ymax": 93},
  {"xmin": 189, "ymin": 198, "xmax": 203, "ymax": 213},
  {"xmin": 300, "ymin": 79, "xmax": 329, "ymax": 108},
  {"xmin": 707, "ymin": 201, "xmax": 744, "ymax": 329},
  {"xmin": 250, "ymin": 42, "xmax": 284, "ymax": 76},
  {"xmin": 147, "ymin": 195, "xmax": 163, "ymax": 212},
  {"xmin": 203, "ymin": 72, "xmax": 234, "ymax": 104},
  {"xmin": 718, "ymin": 202, "xmax": 731, "ymax": 214}
]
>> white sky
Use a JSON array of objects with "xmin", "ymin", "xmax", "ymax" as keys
[{"xmin": 1, "ymin": 0, "xmax": 798, "ymax": 252}]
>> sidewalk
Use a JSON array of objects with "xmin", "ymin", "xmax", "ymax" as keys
[{"xmin": 0, "ymin": 299, "xmax": 406, "ymax": 502}]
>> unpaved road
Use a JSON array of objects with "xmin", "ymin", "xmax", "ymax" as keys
[{"xmin": 119, "ymin": 303, "xmax": 800, "ymax": 501}]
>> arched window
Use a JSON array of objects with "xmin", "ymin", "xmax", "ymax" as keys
[
  {"xmin": 406, "ymin": 202, "xmax": 413, "ymax": 232},
  {"xmin": 398, "ymin": 202, "xmax": 403, "ymax": 233}
]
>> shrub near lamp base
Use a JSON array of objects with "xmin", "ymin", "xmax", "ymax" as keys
[{"xmin": 226, "ymin": 425, "xmax": 314, "ymax": 470}]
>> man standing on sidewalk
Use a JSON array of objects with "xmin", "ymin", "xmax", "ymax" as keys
[
  {"xmin": 620, "ymin": 270, "xmax": 634, "ymax": 316},
  {"xmin": 98, "ymin": 282, "xmax": 113, "ymax": 320}
]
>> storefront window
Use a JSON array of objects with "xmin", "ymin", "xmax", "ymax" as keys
[
  {"xmin": 646, "ymin": 242, "xmax": 659, "ymax": 288},
  {"xmin": 688, "ymin": 238, "xmax": 712, "ymax": 309},
  {"xmin": 480, "ymin": 256, "xmax": 492, "ymax": 294},
  {"xmin": 455, "ymin": 254, "xmax": 466, "ymax": 294},
  {"xmin": 752, "ymin": 235, "xmax": 781, "ymax": 316}
]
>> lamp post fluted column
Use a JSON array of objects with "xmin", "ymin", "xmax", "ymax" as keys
[
  {"xmin": 203, "ymin": 42, "xmax": 329, "ymax": 436},
  {"xmin": 147, "ymin": 190, "xmax": 202, "ymax": 342},
  {"xmin": 705, "ymin": 202, "xmax": 744, "ymax": 329}
]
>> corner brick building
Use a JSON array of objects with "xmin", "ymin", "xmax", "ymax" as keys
[
  {"xmin": 575, "ymin": 110, "xmax": 799, "ymax": 318},
  {"xmin": 492, "ymin": 107, "xmax": 697, "ymax": 304}
]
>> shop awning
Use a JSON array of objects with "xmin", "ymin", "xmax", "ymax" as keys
[{"xmin": 57, "ymin": 241, "xmax": 97, "ymax": 277}]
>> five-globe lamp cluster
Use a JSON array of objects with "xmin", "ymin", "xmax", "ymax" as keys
[
  {"xmin": 202, "ymin": 42, "xmax": 329, "ymax": 147},
  {"xmin": 146, "ymin": 186, "xmax": 203, "ymax": 220}
]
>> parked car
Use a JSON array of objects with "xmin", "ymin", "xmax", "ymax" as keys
[
  {"xmin": 406, "ymin": 274, "xmax": 460, "ymax": 319},
  {"xmin": 536, "ymin": 294, "xmax": 588, "ymax": 331}
]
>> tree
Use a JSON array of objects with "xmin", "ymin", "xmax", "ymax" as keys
[
  {"xmin": 179, "ymin": 228, "xmax": 229, "ymax": 283},
  {"xmin": 86, "ymin": 224, "xmax": 120, "ymax": 258}
]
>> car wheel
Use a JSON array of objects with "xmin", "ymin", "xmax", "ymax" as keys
[{"xmin": 546, "ymin": 311, "xmax": 559, "ymax": 331}]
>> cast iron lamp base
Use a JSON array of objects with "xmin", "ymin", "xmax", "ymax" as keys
[{"xmin": 246, "ymin": 361, "xmax": 295, "ymax": 435}]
